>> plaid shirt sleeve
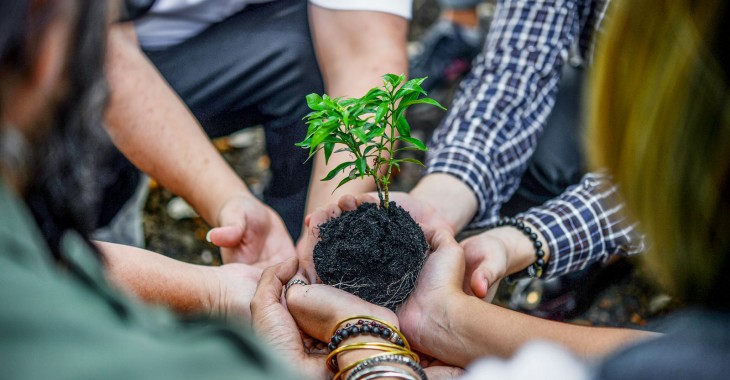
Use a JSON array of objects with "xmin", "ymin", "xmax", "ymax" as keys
[
  {"xmin": 425, "ymin": 0, "xmax": 600, "ymax": 229},
  {"xmin": 518, "ymin": 173, "xmax": 644, "ymax": 278}
]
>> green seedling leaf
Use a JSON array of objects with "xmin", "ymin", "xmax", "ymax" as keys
[
  {"xmin": 352, "ymin": 127, "xmax": 367, "ymax": 143},
  {"xmin": 396, "ymin": 157, "xmax": 425, "ymax": 166},
  {"xmin": 322, "ymin": 160, "xmax": 356, "ymax": 181},
  {"xmin": 324, "ymin": 142, "xmax": 334, "ymax": 163},
  {"xmin": 395, "ymin": 114, "xmax": 411, "ymax": 137},
  {"xmin": 297, "ymin": 74, "xmax": 445, "ymax": 208},
  {"xmin": 306, "ymin": 93, "xmax": 323, "ymax": 110},
  {"xmin": 375, "ymin": 102, "xmax": 389, "ymax": 124},
  {"xmin": 383, "ymin": 73, "xmax": 405, "ymax": 87},
  {"xmin": 396, "ymin": 136, "xmax": 427, "ymax": 151},
  {"xmin": 357, "ymin": 157, "xmax": 367, "ymax": 176}
]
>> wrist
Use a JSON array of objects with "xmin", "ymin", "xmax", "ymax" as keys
[
  {"xmin": 411, "ymin": 173, "xmax": 477, "ymax": 234},
  {"xmin": 487, "ymin": 219, "xmax": 550, "ymax": 277}
]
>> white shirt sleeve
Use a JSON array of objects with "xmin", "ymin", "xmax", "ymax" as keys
[
  {"xmin": 459, "ymin": 341, "xmax": 592, "ymax": 380},
  {"xmin": 308, "ymin": 0, "xmax": 412, "ymax": 19}
]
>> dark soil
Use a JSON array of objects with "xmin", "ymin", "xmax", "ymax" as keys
[{"xmin": 313, "ymin": 202, "xmax": 428, "ymax": 311}]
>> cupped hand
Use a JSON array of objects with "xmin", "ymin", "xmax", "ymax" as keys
[
  {"xmin": 397, "ymin": 228, "xmax": 467, "ymax": 361},
  {"xmin": 460, "ymin": 232, "xmax": 509, "ymax": 301},
  {"xmin": 205, "ymin": 263, "xmax": 262, "ymax": 322},
  {"xmin": 296, "ymin": 202, "xmax": 344, "ymax": 284},
  {"xmin": 250, "ymin": 257, "xmax": 329, "ymax": 380},
  {"xmin": 336, "ymin": 192, "xmax": 454, "ymax": 235},
  {"xmin": 285, "ymin": 278, "xmax": 397, "ymax": 343},
  {"xmin": 207, "ymin": 193, "xmax": 296, "ymax": 266}
]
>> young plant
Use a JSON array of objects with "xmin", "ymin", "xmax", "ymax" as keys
[{"xmin": 296, "ymin": 74, "xmax": 445, "ymax": 209}]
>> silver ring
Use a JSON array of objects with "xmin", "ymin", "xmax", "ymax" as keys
[{"xmin": 285, "ymin": 278, "xmax": 308, "ymax": 295}]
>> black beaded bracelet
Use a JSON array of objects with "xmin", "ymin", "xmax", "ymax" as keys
[
  {"xmin": 494, "ymin": 217, "xmax": 545, "ymax": 278},
  {"xmin": 329, "ymin": 320, "xmax": 405, "ymax": 352}
]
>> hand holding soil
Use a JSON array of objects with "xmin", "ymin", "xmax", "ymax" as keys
[{"xmin": 397, "ymin": 229, "xmax": 467, "ymax": 361}]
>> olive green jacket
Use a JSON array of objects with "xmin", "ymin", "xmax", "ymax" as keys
[{"xmin": 0, "ymin": 181, "xmax": 294, "ymax": 379}]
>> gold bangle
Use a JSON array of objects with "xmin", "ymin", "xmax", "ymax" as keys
[
  {"xmin": 330, "ymin": 315, "xmax": 412, "ymax": 351},
  {"xmin": 333, "ymin": 352, "xmax": 418, "ymax": 380},
  {"xmin": 326, "ymin": 342, "xmax": 418, "ymax": 372}
]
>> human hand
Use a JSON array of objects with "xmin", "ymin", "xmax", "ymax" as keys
[
  {"xmin": 285, "ymin": 274, "xmax": 397, "ymax": 343},
  {"xmin": 397, "ymin": 228, "xmax": 467, "ymax": 362},
  {"xmin": 461, "ymin": 223, "xmax": 549, "ymax": 300},
  {"xmin": 296, "ymin": 202, "xmax": 345, "ymax": 284},
  {"xmin": 205, "ymin": 263, "xmax": 263, "ymax": 322},
  {"xmin": 337, "ymin": 192, "xmax": 455, "ymax": 236},
  {"xmin": 207, "ymin": 193, "xmax": 296, "ymax": 266},
  {"xmin": 460, "ymin": 232, "xmax": 509, "ymax": 300},
  {"xmin": 250, "ymin": 257, "xmax": 329, "ymax": 380}
]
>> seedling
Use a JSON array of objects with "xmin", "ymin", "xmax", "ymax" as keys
[
  {"xmin": 297, "ymin": 74, "xmax": 445, "ymax": 310},
  {"xmin": 296, "ymin": 74, "xmax": 444, "ymax": 208}
]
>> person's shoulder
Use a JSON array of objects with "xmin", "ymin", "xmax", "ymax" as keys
[{"xmin": 595, "ymin": 309, "xmax": 730, "ymax": 380}]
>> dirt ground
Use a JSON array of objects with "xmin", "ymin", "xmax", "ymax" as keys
[{"xmin": 142, "ymin": 0, "xmax": 677, "ymax": 328}]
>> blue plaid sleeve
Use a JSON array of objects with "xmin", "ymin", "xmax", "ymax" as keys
[
  {"xmin": 425, "ymin": 0, "xmax": 605, "ymax": 229},
  {"xmin": 518, "ymin": 173, "xmax": 643, "ymax": 279}
]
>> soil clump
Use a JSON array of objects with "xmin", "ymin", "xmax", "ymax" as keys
[{"xmin": 313, "ymin": 202, "xmax": 428, "ymax": 311}]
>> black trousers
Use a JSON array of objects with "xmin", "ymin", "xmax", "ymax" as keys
[{"xmin": 100, "ymin": 0, "xmax": 323, "ymax": 238}]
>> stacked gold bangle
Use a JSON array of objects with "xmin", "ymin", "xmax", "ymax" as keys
[{"xmin": 327, "ymin": 316, "xmax": 422, "ymax": 380}]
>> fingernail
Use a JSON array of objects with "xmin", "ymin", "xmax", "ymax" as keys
[{"xmin": 205, "ymin": 230, "xmax": 213, "ymax": 243}]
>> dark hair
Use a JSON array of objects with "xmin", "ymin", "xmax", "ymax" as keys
[{"xmin": 1, "ymin": 0, "xmax": 112, "ymax": 259}]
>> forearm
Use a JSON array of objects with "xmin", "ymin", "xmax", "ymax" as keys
[
  {"xmin": 105, "ymin": 24, "xmax": 250, "ymax": 226},
  {"xmin": 425, "ymin": 0, "xmax": 581, "ymax": 229},
  {"xmin": 518, "ymin": 172, "xmax": 644, "ymax": 278},
  {"xmin": 430, "ymin": 294, "xmax": 657, "ymax": 366},
  {"xmin": 410, "ymin": 173, "xmax": 477, "ymax": 235},
  {"xmin": 97, "ymin": 241, "xmax": 214, "ymax": 315},
  {"xmin": 304, "ymin": 7, "xmax": 408, "ymax": 218}
]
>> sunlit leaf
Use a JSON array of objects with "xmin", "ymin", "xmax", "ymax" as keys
[
  {"xmin": 396, "ymin": 136, "xmax": 427, "ymax": 151},
  {"xmin": 322, "ymin": 160, "xmax": 356, "ymax": 181}
]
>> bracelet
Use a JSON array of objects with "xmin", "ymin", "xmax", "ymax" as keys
[
  {"xmin": 329, "ymin": 319, "xmax": 405, "ymax": 352},
  {"xmin": 330, "ymin": 315, "xmax": 411, "ymax": 351},
  {"xmin": 326, "ymin": 342, "xmax": 417, "ymax": 373},
  {"xmin": 345, "ymin": 353, "xmax": 427, "ymax": 380},
  {"xmin": 348, "ymin": 365, "xmax": 419, "ymax": 380},
  {"xmin": 494, "ymin": 217, "xmax": 545, "ymax": 278}
]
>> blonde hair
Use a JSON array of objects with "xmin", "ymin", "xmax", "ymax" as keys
[{"xmin": 588, "ymin": 0, "xmax": 730, "ymax": 307}]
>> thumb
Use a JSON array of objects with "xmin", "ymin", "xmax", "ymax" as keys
[
  {"xmin": 206, "ymin": 225, "xmax": 245, "ymax": 248},
  {"xmin": 469, "ymin": 266, "xmax": 490, "ymax": 299},
  {"xmin": 252, "ymin": 257, "xmax": 299, "ymax": 308}
]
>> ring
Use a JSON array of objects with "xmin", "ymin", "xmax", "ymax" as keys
[{"xmin": 285, "ymin": 278, "xmax": 308, "ymax": 295}]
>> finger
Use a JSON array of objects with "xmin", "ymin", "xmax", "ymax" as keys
[
  {"xmin": 304, "ymin": 214, "xmax": 311, "ymax": 228},
  {"xmin": 420, "ymin": 225, "xmax": 436, "ymax": 248},
  {"xmin": 470, "ymin": 269, "xmax": 489, "ymax": 299},
  {"xmin": 424, "ymin": 366, "xmax": 465, "ymax": 379},
  {"xmin": 354, "ymin": 193, "xmax": 380, "ymax": 207},
  {"xmin": 206, "ymin": 225, "xmax": 245, "ymax": 248},
  {"xmin": 337, "ymin": 194, "xmax": 359, "ymax": 212},
  {"xmin": 308, "ymin": 207, "xmax": 330, "ymax": 231},
  {"xmin": 428, "ymin": 229, "xmax": 459, "ymax": 253},
  {"xmin": 324, "ymin": 202, "xmax": 342, "ymax": 220},
  {"xmin": 251, "ymin": 257, "xmax": 299, "ymax": 312}
]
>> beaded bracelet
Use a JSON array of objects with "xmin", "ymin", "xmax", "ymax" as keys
[
  {"xmin": 494, "ymin": 217, "xmax": 545, "ymax": 278},
  {"xmin": 345, "ymin": 353, "xmax": 427, "ymax": 380},
  {"xmin": 330, "ymin": 315, "xmax": 411, "ymax": 351},
  {"xmin": 329, "ymin": 319, "xmax": 405, "ymax": 352}
]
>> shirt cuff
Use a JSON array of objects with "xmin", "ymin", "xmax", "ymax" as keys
[
  {"xmin": 517, "ymin": 173, "xmax": 643, "ymax": 278},
  {"xmin": 309, "ymin": 0, "xmax": 412, "ymax": 19}
]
